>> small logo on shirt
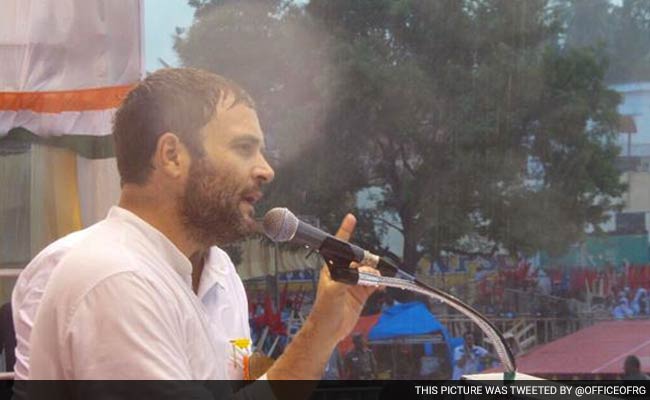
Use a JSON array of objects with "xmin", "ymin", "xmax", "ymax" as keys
[{"xmin": 229, "ymin": 338, "xmax": 252, "ymax": 379}]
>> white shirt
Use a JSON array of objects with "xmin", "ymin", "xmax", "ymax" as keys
[
  {"xmin": 13, "ymin": 218, "xmax": 252, "ymax": 380},
  {"xmin": 452, "ymin": 345, "xmax": 489, "ymax": 380},
  {"xmin": 199, "ymin": 247, "xmax": 252, "ymax": 380},
  {"xmin": 12, "ymin": 227, "xmax": 96, "ymax": 380},
  {"xmin": 25, "ymin": 207, "xmax": 248, "ymax": 380}
]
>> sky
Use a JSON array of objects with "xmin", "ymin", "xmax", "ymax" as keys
[
  {"xmin": 143, "ymin": 0, "xmax": 309, "ymax": 71},
  {"xmin": 144, "ymin": 0, "xmax": 195, "ymax": 71}
]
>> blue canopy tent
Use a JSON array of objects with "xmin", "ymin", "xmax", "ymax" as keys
[
  {"xmin": 369, "ymin": 302, "xmax": 449, "ymax": 340},
  {"xmin": 367, "ymin": 301, "xmax": 454, "ymax": 378}
]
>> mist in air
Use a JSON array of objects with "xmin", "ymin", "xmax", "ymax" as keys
[{"xmin": 174, "ymin": 1, "xmax": 338, "ymax": 169}]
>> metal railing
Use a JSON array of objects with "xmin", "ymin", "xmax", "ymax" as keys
[{"xmin": 0, "ymin": 269, "xmax": 21, "ymax": 278}]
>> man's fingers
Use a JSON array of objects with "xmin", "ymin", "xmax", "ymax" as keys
[
  {"xmin": 358, "ymin": 266, "xmax": 379, "ymax": 275},
  {"xmin": 322, "ymin": 213, "xmax": 357, "ymax": 282},
  {"xmin": 334, "ymin": 213, "xmax": 356, "ymax": 241}
]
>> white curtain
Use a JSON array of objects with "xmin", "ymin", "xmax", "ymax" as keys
[
  {"xmin": 76, "ymin": 156, "xmax": 120, "ymax": 226},
  {"xmin": 0, "ymin": 0, "xmax": 143, "ymax": 137},
  {"xmin": 0, "ymin": 0, "xmax": 143, "ymax": 304}
]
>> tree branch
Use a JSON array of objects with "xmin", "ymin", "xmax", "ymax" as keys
[
  {"xmin": 375, "ymin": 137, "xmax": 403, "ymax": 199},
  {"xmin": 398, "ymin": 142, "xmax": 417, "ymax": 177},
  {"xmin": 374, "ymin": 216, "xmax": 404, "ymax": 233}
]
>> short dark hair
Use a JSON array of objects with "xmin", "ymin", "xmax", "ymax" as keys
[
  {"xmin": 625, "ymin": 355, "xmax": 641, "ymax": 370},
  {"xmin": 113, "ymin": 68, "xmax": 254, "ymax": 185}
]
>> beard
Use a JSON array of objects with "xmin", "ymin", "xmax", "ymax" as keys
[{"xmin": 179, "ymin": 157, "xmax": 256, "ymax": 247}]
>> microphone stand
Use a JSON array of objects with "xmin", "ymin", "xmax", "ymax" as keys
[{"xmin": 318, "ymin": 237, "xmax": 517, "ymax": 380}]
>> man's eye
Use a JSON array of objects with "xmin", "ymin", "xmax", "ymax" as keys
[{"xmin": 235, "ymin": 144, "xmax": 255, "ymax": 155}]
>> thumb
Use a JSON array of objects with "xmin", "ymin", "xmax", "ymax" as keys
[{"xmin": 334, "ymin": 213, "xmax": 356, "ymax": 241}]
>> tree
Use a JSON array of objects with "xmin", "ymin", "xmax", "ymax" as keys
[
  {"xmin": 176, "ymin": 0, "xmax": 385, "ymax": 251},
  {"xmin": 561, "ymin": 0, "xmax": 650, "ymax": 83},
  {"xmin": 608, "ymin": 0, "xmax": 650, "ymax": 82},
  {"xmin": 303, "ymin": 0, "xmax": 623, "ymax": 271},
  {"xmin": 177, "ymin": 0, "xmax": 624, "ymax": 273}
]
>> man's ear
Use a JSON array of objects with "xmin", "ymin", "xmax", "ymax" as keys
[{"xmin": 154, "ymin": 132, "xmax": 189, "ymax": 180}]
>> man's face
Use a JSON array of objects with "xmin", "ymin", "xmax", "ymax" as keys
[
  {"xmin": 179, "ymin": 96, "xmax": 274, "ymax": 247},
  {"xmin": 464, "ymin": 334, "xmax": 475, "ymax": 348}
]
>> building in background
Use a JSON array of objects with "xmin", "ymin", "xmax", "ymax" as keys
[{"xmin": 549, "ymin": 82, "xmax": 650, "ymax": 268}]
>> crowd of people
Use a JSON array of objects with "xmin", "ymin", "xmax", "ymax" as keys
[
  {"xmin": 611, "ymin": 287, "xmax": 650, "ymax": 319},
  {"xmin": 424, "ymin": 252, "xmax": 650, "ymax": 322},
  {"xmin": 238, "ymin": 253, "xmax": 650, "ymax": 381},
  {"xmin": 231, "ymin": 242, "xmax": 650, "ymax": 383}
]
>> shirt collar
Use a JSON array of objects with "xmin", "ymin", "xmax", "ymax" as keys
[
  {"xmin": 198, "ymin": 246, "xmax": 236, "ymax": 298},
  {"xmin": 197, "ymin": 247, "xmax": 230, "ymax": 298},
  {"xmin": 107, "ymin": 206, "xmax": 193, "ymax": 279}
]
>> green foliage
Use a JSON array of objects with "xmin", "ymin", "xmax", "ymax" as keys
[{"xmin": 178, "ymin": 0, "xmax": 625, "ymax": 271}]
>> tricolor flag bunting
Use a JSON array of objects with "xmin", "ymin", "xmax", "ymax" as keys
[{"xmin": 0, "ymin": 0, "xmax": 144, "ymax": 158}]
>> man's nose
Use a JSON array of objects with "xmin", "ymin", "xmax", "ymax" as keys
[{"xmin": 254, "ymin": 154, "xmax": 275, "ymax": 184}]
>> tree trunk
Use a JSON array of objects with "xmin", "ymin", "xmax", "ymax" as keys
[{"xmin": 401, "ymin": 215, "xmax": 421, "ymax": 274}]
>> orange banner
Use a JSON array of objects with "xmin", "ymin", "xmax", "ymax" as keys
[{"xmin": 0, "ymin": 85, "xmax": 134, "ymax": 112}]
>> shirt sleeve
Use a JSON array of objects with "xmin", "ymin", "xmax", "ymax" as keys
[
  {"xmin": 12, "ymin": 248, "xmax": 65, "ymax": 380},
  {"xmin": 64, "ymin": 272, "xmax": 193, "ymax": 380}
]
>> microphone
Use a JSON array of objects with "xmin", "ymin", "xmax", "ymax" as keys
[{"xmin": 262, "ymin": 207, "xmax": 413, "ymax": 283}]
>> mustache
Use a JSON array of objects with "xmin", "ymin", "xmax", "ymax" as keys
[{"xmin": 240, "ymin": 185, "xmax": 265, "ymax": 203}]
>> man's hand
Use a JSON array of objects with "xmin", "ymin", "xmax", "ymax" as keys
[
  {"xmin": 308, "ymin": 214, "xmax": 379, "ymax": 343},
  {"xmin": 265, "ymin": 213, "xmax": 379, "ymax": 381}
]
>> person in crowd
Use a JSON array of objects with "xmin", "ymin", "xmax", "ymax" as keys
[
  {"xmin": 631, "ymin": 288, "xmax": 647, "ymax": 316},
  {"xmin": 535, "ymin": 269, "xmax": 552, "ymax": 296},
  {"xmin": 322, "ymin": 349, "xmax": 344, "ymax": 380},
  {"xmin": 344, "ymin": 333, "xmax": 377, "ymax": 380},
  {"xmin": 612, "ymin": 298, "xmax": 634, "ymax": 320},
  {"xmin": 0, "ymin": 303, "xmax": 15, "ymax": 373},
  {"xmin": 394, "ymin": 345, "xmax": 417, "ymax": 379},
  {"xmin": 623, "ymin": 355, "xmax": 649, "ymax": 380},
  {"xmin": 452, "ymin": 332, "xmax": 493, "ymax": 380}
]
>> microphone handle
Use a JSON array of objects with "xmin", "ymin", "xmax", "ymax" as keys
[
  {"xmin": 295, "ymin": 221, "xmax": 366, "ymax": 262},
  {"xmin": 292, "ymin": 219, "xmax": 414, "ymax": 284},
  {"xmin": 319, "ymin": 237, "xmax": 364, "ymax": 285},
  {"xmin": 316, "ymin": 237, "xmax": 415, "ymax": 285}
]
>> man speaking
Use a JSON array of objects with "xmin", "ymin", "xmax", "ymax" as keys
[{"xmin": 27, "ymin": 68, "xmax": 377, "ymax": 383}]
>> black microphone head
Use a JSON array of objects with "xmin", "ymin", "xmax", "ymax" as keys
[{"xmin": 263, "ymin": 207, "xmax": 299, "ymax": 242}]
